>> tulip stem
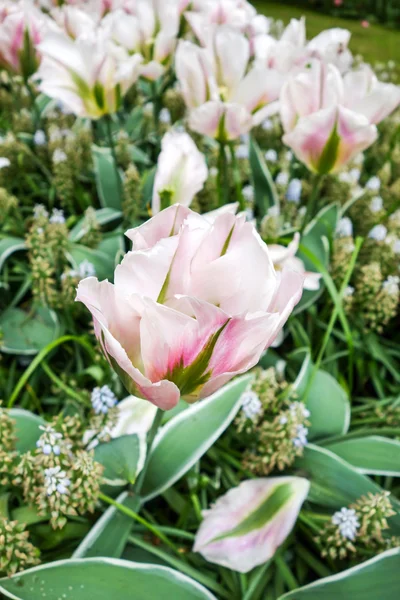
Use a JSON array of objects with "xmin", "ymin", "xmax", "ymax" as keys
[
  {"xmin": 104, "ymin": 114, "xmax": 123, "ymax": 201},
  {"xmin": 98, "ymin": 492, "xmax": 180, "ymax": 555},
  {"xmin": 24, "ymin": 77, "xmax": 40, "ymax": 127},
  {"xmin": 218, "ymin": 141, "xmax": 228, "ymax": 207},
  {"xmin": 229, "ymin": 144, "xmax": 246, "ymax": 212},
  {"xmin": 301, "ymin": 174, "xmax": 324, "ymax": 230}
]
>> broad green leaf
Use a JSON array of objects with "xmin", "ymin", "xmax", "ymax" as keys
[
  {"xmin": 73, "ymin": 491, "xmax": 139, "ymax": 558},
  {"xmin": 69, "ymin": 232, "xmax": 123, "ymax": 281},
  {"xmin": 326, "ymin": 436, "xmax": 400, "ymax": 476},
  {"xmin": 68, "ymin": 209, "xmax": 122, "ymax": 242},
  {"xmin": 0, "ymin": 558, "xmax": 217, "ymax": 600},
  {"xmin": 9, "ymin": 408, "xmax": 45, "ymax": 453},
  {"xmin": 280, "ymin": 548, "xmax": 400, "ymax": 600},
  {"xmin": 0, "ymin": 305, "xmax": 60, "ymax": 355},
  {"xmin": 295, "ymin": 203, "xmax": 339, "ymax": 314},
  {"xmin": 141, "ymin": 375, "xmax": 252, "ymax": 501},
  {"xmin": 0, "ymin": 237, "xmax": 26, "ymax": 272},
  {"xmin": 249, "ymin": 136, "xmax": 279, "ymax": 218},
  {"xmin": 130, "ymin": 145, "xmax": 151, "ymax": 166},
  {"xmin": 98, "ymin": 231, "xmax": 124, "ymax": 259},
  {"xmin": 141, "ymin": 166, "xmax": 156, "ymax": 209},
  {"xmin": 94, "ymin": 434, "xmax": 145, "ymax": 486},
  {"xmin": 92, "ymin": 144, "xmax": 122, "ymax": 210},
  {"xmin": 125, "ymin": 106, "xmax": 144, "ymax": 136},
  {"xmin": 293, "ymin": 353, "xmax": 350, "ymax": 440},
  {"xmin": 295, "ymin": 445, "xmax": 400, "ymax": 532}
]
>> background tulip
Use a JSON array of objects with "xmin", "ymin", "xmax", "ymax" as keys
[
  {"xmin": 194, "ymin": 476, "xmax": 310, "ymax": 572},
  {"xmin": 152, "ymin": 131, "xmax": 208, "ymax": 214},
  {"xmin": 175, "ymin": 26, "xmax": 283, "ymax": 140},
  {"xmin": 280, "ymin": 59, "xmax": 379, "ymax": 174},
  {"xmin": 102, "ymin": 0, "xmax": 180, "ymax": 81},
  {"xmin": 0, "ymin": 1, "xmax": 53, "ymax": 78},
  {"xmin": 343, "ymin": 65, "xmax": 400, "ymax": 125},
  {"xmin": 36, "ymin": 31, "xmax": 143, "ymax": 118},
  {"xmin": 76, "ymin": 205, "xmax": 304, "ymax": 410}
]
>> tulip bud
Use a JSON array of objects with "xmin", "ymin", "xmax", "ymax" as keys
[
  {"xmin": 194, "ymin": 476, "xmax": 310, "ymax": 572},
  {"xmin": 152, "ymin": 131, "xmax": 208, "ymax": 214}
]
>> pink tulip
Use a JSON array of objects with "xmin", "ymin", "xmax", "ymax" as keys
[
  {"xmin": 194, "ymin": 476, "xmax": 310, "ymax": 572},
  {"xmin": 0, "ymin": 1, "xmax": 53, "ymax": 77},
  {"xmin": 307, "ymin": 28, "xmax": 353, "ymax": 72},
  {"xmin": 76, "ymin": 205, "xmax": 304, "ymax": 409},
  {"xmin": 343, "ymin": 65, "xmax": 400, "ymax": 125},
  {"xmin": 280, "ymin": 60, "xmax": 378, "ymax": 174},
  {"xmin": 152, "ymin": 131, "xmax": 208, "ymax": 213},
  {"xmin": 36, "ymin": 32, "xmax": 143, "ymax": 118},
  {"xmin": 175, "ymin": 27, "xmax": 283, "ymax": 140},
  {"xmin": 102, "ymin": 0, "xmax": 179, "ymax": 81}
]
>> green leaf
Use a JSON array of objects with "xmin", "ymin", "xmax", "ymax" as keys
[
  {"xmin": 94, "ymin": 434, "xmax": 145, "ymax": 486},
  {"xmin": 295, "ymin": 444, "xmax": 380, "ymax": 506},
  {"xmin": 69, "ymin": 232, "xmax": 123, "ymax": 281},
  {"xmin": 92, "ymin": 144, "xmax": 122, "ymax": 210},
  {"xmin": 249, "ymin": 136, "xmax": 279, "ymax": 218},
  {"xmin": 129, "ymin": 145, "xmax": 151, "ymax": 166},
  {"xmin": 141, "ymin": 375, "xmax": 252, "ymax": 501},
  {"xmin": 0, "ymin": 305, "xmax": 60, "ymax": 356},
  {"xmin": 293, "ymin": 352, "xmax": 350, "ymax": 440},
  {"xmin": 0, "ymin": 237, "xmax": 26, "ymax": 272},
  {"xmin": 326, "ymin": 436, "xmax": 400, "ymax": 476},
  {"xmin": 73, "ymin": 491, "xmax": 139, "ymax": 558},
  {"xmin": 125, "ymin": 106, "xmax": 144, "ymax": 137},
  {"xmin": 141, "ymin": 166, "xmax": 156, "ymax": 209},
  {"xmin": 295, "ymin": 203, "xmax": 339, "ymax": 314},
  {"xmin": 68, "ymin": 209, "xmax": 122, "ymax": 242},
  {"xmin": 294, "ymin": 445, "xmax": 400, "ymax": 532},
  {"xmin": 279, "ymin": 548, "xmax": 400, "ymax": 600},
  {"xmin": 0, "ymin": 558, "xmax": 217, "ymax": 600},
  {"xmin": 294, "ymin": 354, "xmax": 350, "ymax": 441},
  {"xmin": 9, "ymin": 408, "xmax": 45, "ymax": 453}
]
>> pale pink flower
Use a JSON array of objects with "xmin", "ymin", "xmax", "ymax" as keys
[
  {"xmin": 36, "ymin": 31, "xmax": 143, "ymax": 118},
  {"xmin": 76, "ymin": 205, "xmax": 304, "ymax": 410},
  {"xmin": 175, "ymin": 27, "xmax": 283, "ymax": 140},
  {"xmin": 152, "ymin": 131, "xmax": 208, "ymax": 214},
  {"xmin": 280, "ymin": 59, "xmax": 378, "ymax": 173},
  {"xmin": 50, "ymin": 5, "xmax": 97, "ymax": 39},
  {"xmin": 102, "ymin": 0, "xmax": 180, "ymax": 81},
  {"xmin": 194, "ymin": 476, "xmax": 310, "ymax": 572},
  {"xmin": 0, "ymin": 0, "xmax": 54, "ymax": 77},
  {"xmin": 307, "ymin": 28, "xmax": 353, "ymax": 72},
  {"xmin": 269, "ymin": 233, "xmax": 321, "ymax": 291},
  {"xmin": 343, "ymin": 65, "xmax": 400, "ymax": 125}
]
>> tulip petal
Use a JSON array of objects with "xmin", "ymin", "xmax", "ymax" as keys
[
  {"xmin": 139, "ymin": 297, "xmax": 229, "ymax": 397},
  {"xmin": 114, "ymin": 236, "xmax": 179, "ymax": 301},
  {"xmin": 194, "ymin": 477, "xmax": 310, "ymax": 572},
  {"xmin": 125, "ymin": 204, "xmax": 196, "ymax": 250},
  {"xmin": 152, "ymin": 131, "xmax": 208, "ymax": 214},
  {"xmin": 76, "ymin": 278, "xmax": 180, "ymax": 410}
]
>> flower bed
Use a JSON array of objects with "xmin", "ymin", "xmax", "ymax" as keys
[{"xmin": 1, "ymin": 1, "xmax": 400, "ymax": 599}]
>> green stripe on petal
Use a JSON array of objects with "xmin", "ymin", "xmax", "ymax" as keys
[
  {"xmin": 316, "ymin": 123, "xmax": 340, "ymax": 175},
  {"xmin": 210, "ymin": 482, "xmax": 294, "ymax": 541}
]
